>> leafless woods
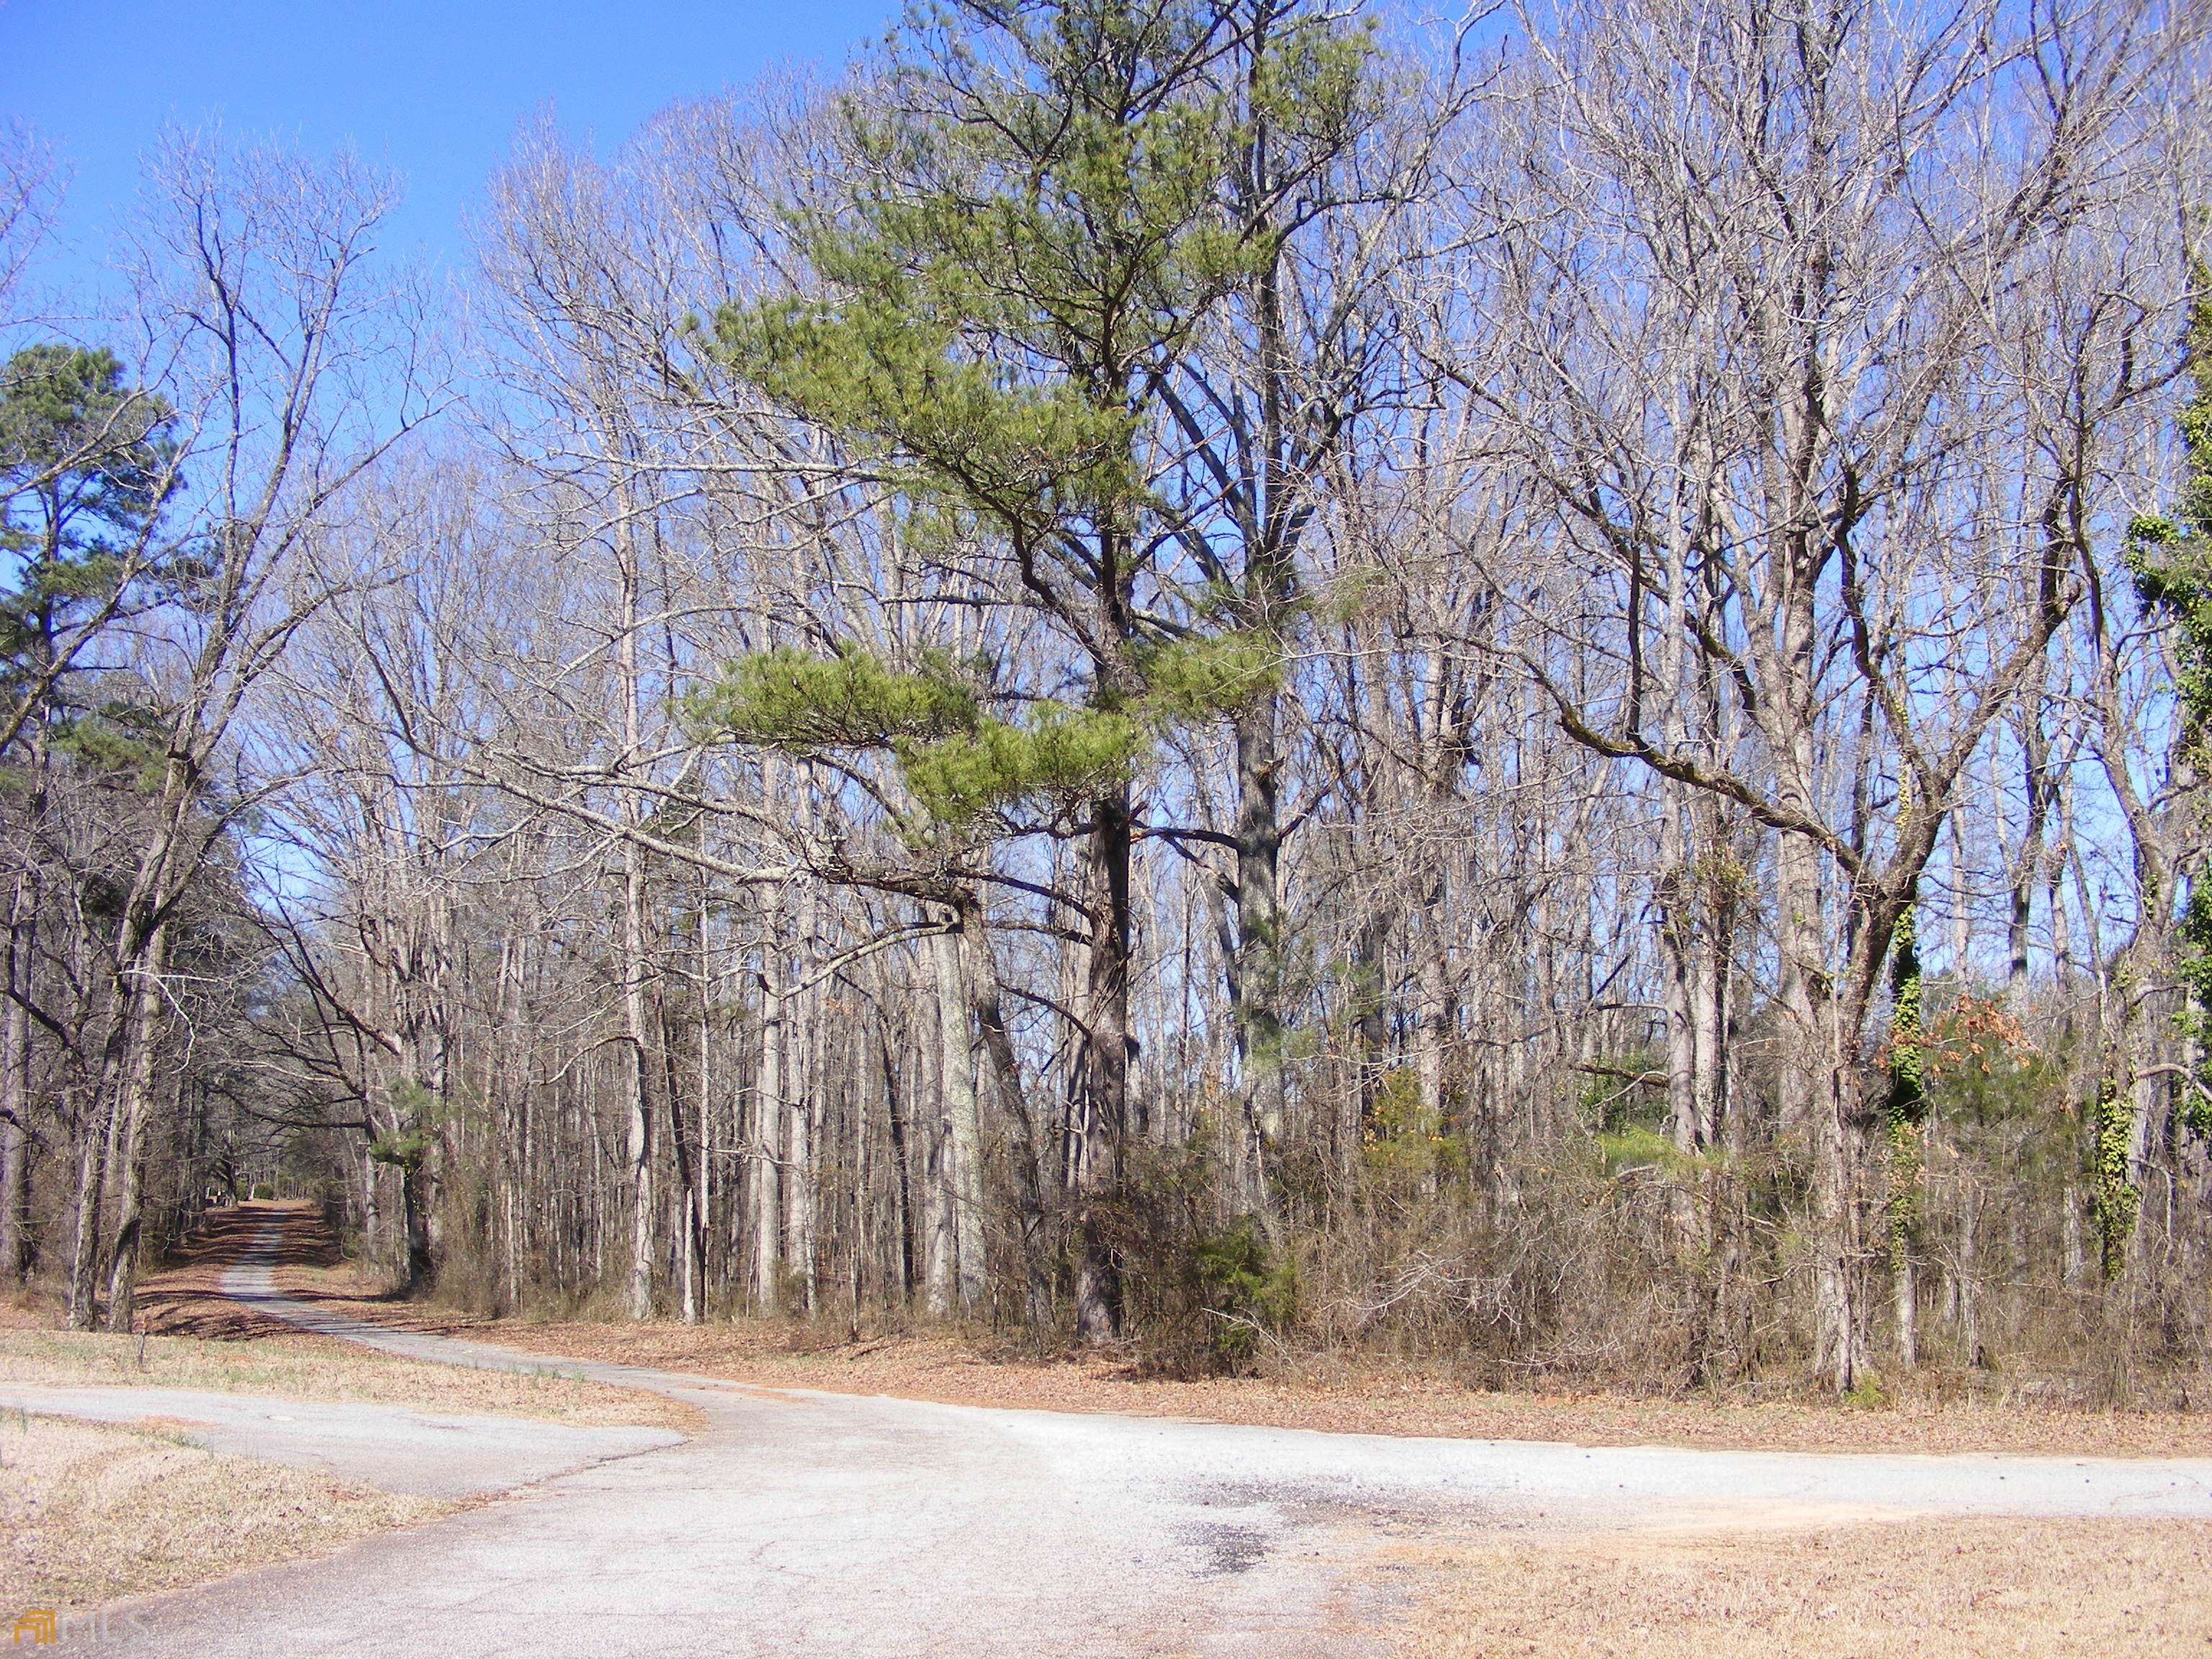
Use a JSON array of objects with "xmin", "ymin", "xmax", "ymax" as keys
[{"xmin": 2, "ymin": 0, "xmax": 2206, "ymax": 1398}]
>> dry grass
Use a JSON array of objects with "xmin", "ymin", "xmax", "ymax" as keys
[
  {"xmin": 0, "ymin": 1207, "xmax": 690, "ymax": 1432},
  {"xmin": 0, "ymin": 1328, "xmax": 693, "ymax": 1431},
  {"xmin": 302, "ymin": 1298, "xmax": 2212, "ymax": 1460},
  {"xmin": 0, "ymin": 1410, "xmax": 446, "ymax": 1612},
  {"xmin": 190, "ymin": 1201, "xmax": 2212, "ymax": 1458},
  {"xmin": 1392, "ymin": 1515, "xmax": 2212, "ymax": 1657}
]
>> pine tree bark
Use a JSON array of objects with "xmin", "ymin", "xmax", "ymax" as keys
[
  {"xmin": 1073, "ymin": 786, "xmax": 1133, "ymax": 1344},
  {"xmin": 1231, "ymin": 698, "xmax": 1285, "ymax": 1219}
]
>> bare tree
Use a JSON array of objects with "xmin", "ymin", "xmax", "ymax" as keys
[
  {"xmin": 1435, "ymin": 0, "xmax": 2182, "ymax": 1386},
  {"xmin": 65, "ymin": 132, "xmax": 441, "ymax": 1330}
]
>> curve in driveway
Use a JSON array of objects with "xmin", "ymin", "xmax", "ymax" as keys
[{"xmin": 59, "ymin": 1219, "xmax": 2212, "ymax": 1656}]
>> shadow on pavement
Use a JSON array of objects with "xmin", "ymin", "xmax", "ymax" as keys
[{"xmin": 140, "ymin": 1202, "xmax": 395, "ymax": 1340}]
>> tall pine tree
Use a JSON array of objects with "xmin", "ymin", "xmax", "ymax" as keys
[{"xmin": 714, "ymin": 0, "xmax": 1366, "ymax": 1337}]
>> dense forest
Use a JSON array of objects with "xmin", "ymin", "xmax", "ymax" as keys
[{"xmin": 2, "ymin": 0, "xmax": 2207, "ymax": 1401}]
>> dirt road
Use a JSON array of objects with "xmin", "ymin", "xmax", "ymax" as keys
[{"xmin": 44, "ymin": 1220, "xmax": 2212, "ymax": 1655}]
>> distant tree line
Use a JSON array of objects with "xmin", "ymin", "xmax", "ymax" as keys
[{"xmin": 1, "ymin": 0, "xmax": 2208, "ymax": 1398}]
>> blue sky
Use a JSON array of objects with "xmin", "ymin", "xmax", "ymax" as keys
[{"xmin": 0, "ymin": 0, "xmax": 899, "ymax": 288}]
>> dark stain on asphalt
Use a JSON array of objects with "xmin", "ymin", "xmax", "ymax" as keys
[{"xmin": 1194, "ymin": 1522, "xmax": 1271, "ymax": 1575}]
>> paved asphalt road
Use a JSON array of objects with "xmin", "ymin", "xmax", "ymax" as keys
[{"xmin": 29, "ymin": 1220, "xmax": 2212, "ymax": 1656}]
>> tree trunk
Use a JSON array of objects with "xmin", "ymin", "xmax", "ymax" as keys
[
  {"xmin": 66, "ymin": 1002, "xmax": 129, "ymax": 1328},
  {"xmin": 1073, "ymin": 786, "xmax": 1133, "ymax": 1344},
  {"xmin": 1, "ymin": 701, "xmax": 50, "ymax": 1287},
  {"xmin": 879, "ymin": 1020, "xmax": 917, "ymax": 1302},
  {"xmin": 1806, "ymin": 1020, "xmax": 1869, "ymax": 1394},
  {"xmin": 401, "ymin": 1156, "xmax": 433, "ymax": 1291},
  {"xmin": 1776, "ymin": 809, "xmax": 1868, "ymax": 1393},
  {"xmin": 622, "ymin": 844, "xmax": 652, "ymax": 1321},
  {"xmin": 1892, "ymin": 1227, "xmax": 1917, "ymax": 1370},
  {"xmin": 785, "ymin": 883, "xmax": 819, "ymax": 1317},
  {"xmin": 929, "ymin": 910, "xmax": 986, "ymax": 1313},
  {"xmin": 619, "ymin": 514, "xmax": 655, "ymax": 1318},
  {"xmin": 2010, "ymin": 720, "xmax": 2051, "ymax": 991},
  {"xmin": 103, "ymin": 922, "xmax": 174, "ymax": 1331},
  {"xmin": 751, "ymin": 958, "xmax": 786, "ymax": 1313},
  {"xmin": 1690, "ymin": 873, "xmax": 1730, "ymax": 1154},
  {"xmin": 1414, "ymin": 917, "xmax": 1452, "ymax": 1151},
  {"xmin": 360, "ymin": 1147, "xmax": 382, "ymax": 1274},
  {"xmin": 683, "ymin": 904, "xmax": 711, "ymax": 1324},
  {"xmin": 663, "ymin": 1011, "xmax": 700, "ymax": 1327},
  {"xmin": 1658, "ymin": 786, "xmax": 1703, "ymax": 1157},
  {"xmin": 1231, "ymin": 697, "xmax": 1286, "ymax": 1219},
  {"xmin": 963, "ymin": 902, "xmax": 1051, "ymax": 1328},
  {"xmin": 0, "ymin": 853, "xmax": 31, "ymax": 1285},
  {"xmin": 1957, "ymin": 1177, "xmax": 1984, "ymax": 1367},
  {"xmin": 786, "ymin": 1061, "xmax": 816, "ymax": 1317}
]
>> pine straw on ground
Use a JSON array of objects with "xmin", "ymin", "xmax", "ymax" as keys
[
  {"xmin": 291, "ymin": 1265, "xmax": 2212, "ymax": 1459},
  {"xmin": 1389, "ymin": 1514, "xmax": 2212, "ymax": 1658},
  {"xmin": 0, "ymin": 1410, "xmax": 447, "ymax": 1613},
  {"xmin": 290, "ymin": 1252, "xmax": 2212, "ymax": 1655}
]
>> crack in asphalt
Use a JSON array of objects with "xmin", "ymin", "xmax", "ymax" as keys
[{"xmin": 42, "ymin": 1215, "xmax": 2212, "ymax": 1658}]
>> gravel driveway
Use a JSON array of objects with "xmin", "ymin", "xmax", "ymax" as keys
[{"xmin": 45, "ymin": 1222, "xmax": 2212, "ymax": 1656}]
